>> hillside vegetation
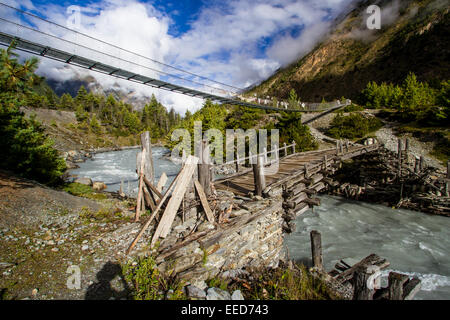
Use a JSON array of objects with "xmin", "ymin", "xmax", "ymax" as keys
[{"xmin": 248, "ymin": 0, "xmax": 449, "ymax": 102}]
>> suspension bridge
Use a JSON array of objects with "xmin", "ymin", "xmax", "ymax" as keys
[{"xmin": 0, "ymin": 2, "xmax": 348, "ymax": 114}]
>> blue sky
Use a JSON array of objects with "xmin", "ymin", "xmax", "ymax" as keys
[{"xmin": 3, "ymin": 0, "xmax": 353, "ymax": 113}]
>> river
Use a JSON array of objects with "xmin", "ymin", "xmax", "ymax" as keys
[{"xmin": 71, "ymin": 149, "xmax": 450, "ymax": 300}]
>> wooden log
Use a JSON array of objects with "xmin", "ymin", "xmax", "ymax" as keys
[
  {"xmin": 352, "ymin": 266, "xmax": 375, "ymax": 300},
  {"xmin": 140, "ymin": 131, "xmax": 154, "ymax": 184},
  {"xmin": 283, "ymin": 183, "xmax": 306, "ymax": 199},
  {"xmin": 294, "ymin": 202, "xmax": 309, "ymax": 216},
  {"xmin": 151, "ymin": 155, "xmax": 199, "ymax": 245},
  {"xmin": 291, "ymin": 141, "xmax": 295, "ymax": 154},
  {"xmin": 134, "ymin": 151, "xmax": 146, "ymax": 222},
  {"xmin": 419, "ymin": 156, "xmax": 425, "ymax": 171},
  {"xmin": 304, "ymin": 198, "xmax": 321, "ymax": 207},
  {"xmin": 198, "ymin": 140, "xmax": 212, "ymax": 196},
  {"xmin": 156, "ymin": 172, "xmax": 168, "ymax": 193},
  {"xmin": 252, "ymin": 154, "xmax": 266, "ymax": 196},
  {"xmin": 307, "ymin": 173, "xmax": 323, "ymax": 186},
  {"xmin": 335, "ymin": 254, "xmax": 390, "ymax": 283},
  {"xmin": 310, "ymin": 230, "xmax": 323, "ymax": 270},
  {"xmin": 143, "ymin": 176, "xmax": 164, "ymax": 200},
  {"xmin": 194, "ymin": 180, "xmax": 215, "ymax": 224},
  {"xmin": 388, "ymin": 272, "xmax": 409, "ymax": 300},
  {"xmin": 403, "ymin": 278, "xmax": 421, "ymax": 300},
  {"xmin": 283, "ymin": 192, "xmax": 308, "ymax": 209},
  {"xmin": 142, "ymin": 184, "xmax": 155, "ymax": 212}
]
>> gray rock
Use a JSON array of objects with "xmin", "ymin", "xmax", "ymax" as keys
[
  {"xmin": 206, "ymin": 287, "xmax": 231, "ymax": 300},
  {"xmin": 74, "ymin": 177, "xmax": 93, "ymax": 186},
  {"xmin": 186, "ymin": 285, "xmax": 206, "ymax": 299},
  {"xmin": 230, "ymin": 209, "xmax": 249, "ymax": 218},
  {"xmin": 231, "ymin": 290, "xmax": 244, "ymax": 300}
]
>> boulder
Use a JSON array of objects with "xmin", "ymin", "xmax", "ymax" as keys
[
  {"xmin": 206, "ymin": 287, "xmax": 231, "ymax": 300},
  {"xmin": 74, "ymin": 177, "xmax": 93, "ymax": 186},
  {"xmin": 231, "ymin": 290, "xmax": 244, "ymax": 300},
  {"xmin": 186, "ymin": 285, "xmax": 206, "ymax": 299},
  {"xmin": 92, "ymin": 182, "xmax": 107, "ymax": 191}
]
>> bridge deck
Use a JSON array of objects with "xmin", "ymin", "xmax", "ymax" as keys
[{"xmin": 214, "ymin": 144, "xmax": 378, "ymax": 196}]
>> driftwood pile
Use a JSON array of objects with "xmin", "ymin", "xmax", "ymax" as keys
[
  {"xmin": 330, "ymin": 139, "xmax": 450, "ymax": 216},
  {"xmin": 309, "ymin": 230, "xmax": 422, "ymax": 300}
]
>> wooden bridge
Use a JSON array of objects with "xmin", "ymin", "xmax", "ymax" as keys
[{"xmin": 214, "ymin": 141, "xmax": 380, "ymax": 197}]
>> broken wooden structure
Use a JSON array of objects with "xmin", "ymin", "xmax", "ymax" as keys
[{"xmin": 310, "ymin": 231, "xmax": 422, "ymax": 300}]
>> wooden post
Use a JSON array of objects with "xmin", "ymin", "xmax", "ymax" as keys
[
  {"xmin": 235, "ymin": 153, "xmax": 240, "ymax": 173},
  {"xmin": 352, "ymin": 266, "xmax": 375, "ymax": 300},
  {"xmin": 339, "ymin": 140, "xmax": 344, "ymax": 154},
  {"xmin": 397, "ymin": 138, "xmax": 403, "ymax": 158},
  {"xmin": 447, "ymin": 161, "xmax": 450, "ymax": 179},
  {"xmin": 283, "ymin": 143, "xmax": 287, "ymax": 157},
  {"xmin": 419, "ymin": 156, "xmax": 425, "ymax": 172},
  {"xmin": 405, "ymin": 138, "xmax": 410, "ymax": 163},
  {"xmin": 291, "ymin": 141, "xmax": 295, "ymax": 154},
  {"xmin": 252, "ymin": 154, "xmax": 266, "ymax": 196},
  {"xmin": 388, "ymin": 272, "xmax": 409, "ymax": 300},
  {"xmin": 304, "ymin": 164, "xmax": 309, "ymax": 178},
  {"xmin": 310, "ymin": 230, "xmax": 323, "ymax": 271},
  {"xmin": 345, "ymin": 140, "xmax": 349, "ymax": 152},
  {"xmin": 140, "ymin": 131, "xmax": 154, "ymax": 184},
  {"xmin": 336, "ymin": 141, "xmax": 339, "ymax": 153},
  {"xmin": 414, "ymin": 157, "xmax": 419, "ymax": 173},
  {"xmin": 134, "ymin": 151, "xmax": 146, "ymax": 222},
  {"xmin": 263, "ymin": 147, "xmax": 268, "ymax": 164},
  {"xmin": 198, "ymin": 140, "xmax": 211, "ymax": 196},
  {"xmin": 323, "ymin": 155, "xmax": 327, "ymax": 170}
]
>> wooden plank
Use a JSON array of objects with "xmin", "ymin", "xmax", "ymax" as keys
[
  {"xmin": 335, "ymin": 254, "xmax": 390, "ymax": 283},
  {"xmin": 151, "ymin": 155, "xmax": 199, "ymax": 245},
  {"xmin": 156, "ymin": 172, "xmax": 168, "ymax": 192},
  {"xmin": 194, "ymin": 180, "xmax": 215, "ymax": 223}
]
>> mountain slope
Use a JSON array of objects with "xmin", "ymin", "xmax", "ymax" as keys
[{"xmin": 247, "ymin": 0, "xmax": 449, "ymax": 102}]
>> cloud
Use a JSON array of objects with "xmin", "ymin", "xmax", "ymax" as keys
[{"xmin": 2, "ymin": 0, "xmax": 356, "ymax": 113}]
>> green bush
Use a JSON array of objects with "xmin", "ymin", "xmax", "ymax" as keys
[
  {"xmin": 276, "ymin": 112, "xmax": 318, "ymax": 152},
  {"xmin": 326, "ymin": 113, "xmax": 383, "ymax": 139},
  {"xmin": 0, "ymin": 93, "xmax": 66, "ymax": 185}
]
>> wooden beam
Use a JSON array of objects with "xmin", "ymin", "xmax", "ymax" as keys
[
  {"xmin": 143, "ymin": 176, "xmax": 164, "ymax": 200},
  {"xmin": 198, "ymin": 140, "xmax": 212, "ymax": 196},
  {"xmin": 310, "ymin": 230, "xmax": 323, "ymax": 271},
  {"xmin": 194, "ymin": 180, "xmax": 215, "ymax": 223},
  {"xmin": 151, "ymin": 156, "xmax": 199, "ymax": 245},
  {"xmin": 252, "ymin": 154, "xmax": 266, "ymax": 196}
]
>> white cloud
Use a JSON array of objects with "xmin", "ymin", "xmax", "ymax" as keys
[{"xmin": 2, "ymin": 0, "xmax": 355, "ymax": 113}]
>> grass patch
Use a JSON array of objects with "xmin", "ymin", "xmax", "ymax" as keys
[
  {"xmin": 79, "ymin": 206, "xmax": 123, "ymax": 223},
  {"xmin": 228, "ymin": 263, "xmax": 338, "ymax": 300},
  {"xmin": 122, "ymin": 256, "xmax": 186, "ymax": 300},
  {"xmin": 62, "ymin": 182, "xmax": 107, "ymax": 200}
]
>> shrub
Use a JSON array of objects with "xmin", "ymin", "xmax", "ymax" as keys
[{"xmin": 327, "ymin": 113, "xmax": 383, "ymax": 139}]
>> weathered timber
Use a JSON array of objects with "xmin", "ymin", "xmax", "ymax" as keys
[
  {"xmin": 304, "ymin": 198, "xmax": 321, "ymax": 207},
  {"xmin": 306, "ymin": 173, "xmax": 323, "ymax": 186},
  {"xmin": 134, "ymin": 151, "xmax": 146, "ymax": 222},
  {"xmin": 403, "ymin": 278, "xmax": 421, "ymax": 300},
  {"xmin": 140, "ymin": 131, "xmax": 154, "ymax": 184},
  {"xmin": 335, "ymin": 254, "xmax": 390, "ymax": 283},
  {"xmin": 156, "ymin": 172, "xmax": 168, "ymax": 192},
  {"xmin": 152, "ymin": 155, "xmax": 199, "ymax": 244},
  {"xmin": 282, "ymin": 183, "xmax": 306, "ymax": 199},
  {"xmin": 388, "ymin": 272, "xmax": 409, "ymax": 300},
  {"xmin": 126, "ymin": 169, "xmax": 183, "ymax": 254},
  {"xmin": 282, "ymin": 192, "xmax": 308, "ymax": 209},
  {"xmin": 194, "ymin": 180, "xmax": 215, "ymax": 223},
  {"xmin": 252, "ymin": 154, "xmax": 266, "ymax": 196},
  {"xmin": 352, "ymin": 265, "xmax": 375, "ymax": 300},
  {"xmin": 198, "ymin": 140, "xmax": 212, "ymax": 196},
  {"xmin": 143, "ymin": 176, "xmax": 164, "ymax": 200},
  {"xmin": 310, "ymin": 230, "xmax": 323, "ymax": 270}
]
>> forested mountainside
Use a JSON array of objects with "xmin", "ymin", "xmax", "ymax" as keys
[{"xmin": 247, "ymin": 0, "xmax": 449, "ymax": 102}]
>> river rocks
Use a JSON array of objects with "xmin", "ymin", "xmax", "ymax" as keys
[
  {"xmin": 74, "ymin": 177, "xmax": 93, "ymax": 186},
  {"xmin": 206, "ymin": 287, "xmax": 231, "ymax": 300},
  {"xmin": 186, "ymin": 285, "xmax": 206, "ymax": 299},
  {"xmin": 231, "ymin": 290, "xmax": 244, "ymax": 300},
  {"xmin": 92, "ymin": 182, "xmax": 107, "ymax": 191}
]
